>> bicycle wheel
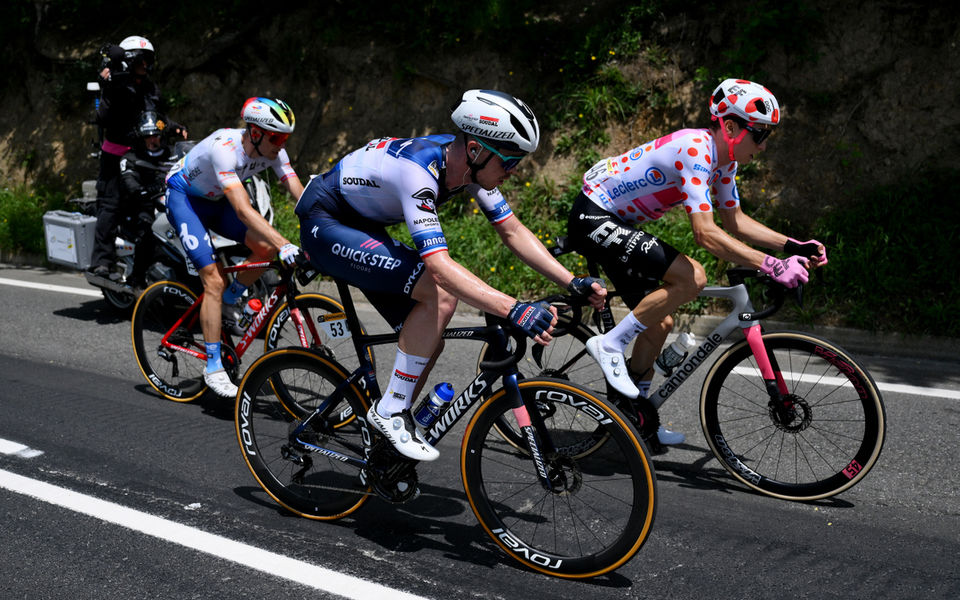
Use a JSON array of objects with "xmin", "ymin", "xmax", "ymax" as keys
[
  {"xmin": 131, "ymin": 280, "xmax": 207, "ymax": 402},
  {"xmin": 264, "ymin": 292, "xmax": 375, "ymax": 372},
  {"xmin": 236, "ymin": 348, "xmax": 371, "ymax": 519},
  {"xmin": 462, "ymin": 378, "xmax": 657, "ymax": 578},
  {"xmin": 700, "ymin": 331, "xmax": 886, "ymax": 501}
]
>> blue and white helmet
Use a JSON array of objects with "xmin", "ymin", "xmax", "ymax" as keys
[{"xmin": 451, "ymin": 89, "xmax": 540, "ymax": 154}]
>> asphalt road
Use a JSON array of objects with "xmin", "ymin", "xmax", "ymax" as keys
[{"xmin": 1, "ymin": 264, "xmax": 959, "ymax": 600}]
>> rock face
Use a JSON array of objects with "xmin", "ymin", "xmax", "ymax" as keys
[{"xmin": 1, "ymin": 1, "xmax": 958, "ymax": 229}]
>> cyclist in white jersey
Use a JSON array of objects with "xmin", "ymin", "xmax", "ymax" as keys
[
  {"xmin": 567, "ymin": 79, "xmax": 828, "ymax": 449},
  {"xmin": 165, "ymin": 97, "xmax": 305, "ymax": 398},
  {"xmin": 296, "ymin": 89, "xmax": 606, "ymax": 461}
]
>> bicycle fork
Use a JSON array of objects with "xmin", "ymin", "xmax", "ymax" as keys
[
  {"xmin": 743, "ymin": 324, "xmax": 796, "ymax": 417},
  {"xmin": 503, "ymin": 374, "xmax": 558, "ymax": 492}
]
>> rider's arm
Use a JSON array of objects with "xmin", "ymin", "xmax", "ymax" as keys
[
  {"xmin": 717, "ymin": 205, "xmax": 789, "ymax": 252},
  {"xmin": 222, "ymin": 183, "xmax": 291, "ymax": 251},
  {"xmin": 422, "ymin": 250, "xmax": 517, "ymax": 317},
  {"xmin": 493, "ymin": 215, "xmax": 606, "ymax": 307},
  {"xmin": 688, "ymin": 210, "xmax": 769, "ymax": 269},
  {"xmin": 273, "ymin": 149, "xmax": 305, "ymax": 201}
]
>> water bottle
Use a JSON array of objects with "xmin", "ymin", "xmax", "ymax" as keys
[
  {"xmin": 238, "ymin": 298, "xmax": 263, "ymax": 329},
  {"xmin": 654, "ymin": 332, "xmax": 697, "ymax": 377},
  {"xmin": 413, "ymin": 382, "xmax": 455, "ymax": 429}
]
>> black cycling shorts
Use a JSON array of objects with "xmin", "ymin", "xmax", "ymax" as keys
[{"xmin": 567, "ymin": 192, "xmax": 681, "ymax": 309}]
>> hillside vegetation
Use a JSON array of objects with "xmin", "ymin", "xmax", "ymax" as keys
[{"xmin": 1, "ymin": 1, "xmax": 958, "ymax": 336}]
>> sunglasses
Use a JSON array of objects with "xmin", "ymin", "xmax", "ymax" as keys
[
  {"xmin": 473, "ymin": 137, "xmax": 526, "ymax": 171},
  {"xmin": 743, "ymin": 123, "xmax": 773, "ymax": 145},
  {"xmin": 263, "ymin": 131, "xmax": 290, "ymax": 147}
]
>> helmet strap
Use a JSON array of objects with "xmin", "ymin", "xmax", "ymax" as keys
[
  {"xmin": 462, "ymin": 134, "xmax": 494, "ymax": 184},
  {"xmin": 718, "ymin": 117, "xmax": 748, "ymax": 162},
  {"xmin": 247, "ymin": 125, "xmax": 266, "ymax": 158}
]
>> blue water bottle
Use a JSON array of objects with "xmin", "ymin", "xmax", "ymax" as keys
[{"xmin": 413, "ymin": 382, "xmax": 455, "ymax": 428}]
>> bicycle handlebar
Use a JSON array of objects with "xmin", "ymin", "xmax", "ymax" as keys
[{"xmin": 478, "ymin": 317, "xmax": 529, "ymax": 372}]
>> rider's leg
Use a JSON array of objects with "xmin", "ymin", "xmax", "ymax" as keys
[
  {"xmin": 614, "ymin": 254, "xmax": 705, "ymax": 362},
  {"xmin": 165, "ymin": 186, "xmax": 240, "ymax": 398},
  {"xmin": 378, "ymin": 277, "xmax": 458, "ymax": 416},
  {"xmin": 629, "ymin": 315, "xmax": 673, "ymax": 396},
  {"xmin": 624, "ymin": 256, "xmax": 705, "ymax": 445},
  {"xmin": 221, "ymin": 225, "xmax": 275, "ymax": 306},
  {"xmin": 199, "ymin": 262, "xmax": 227, "ymax": 356}
]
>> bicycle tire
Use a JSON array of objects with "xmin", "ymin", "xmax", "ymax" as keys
[
  {"xmin": 700, "ymin": 331, "xmax": 886, "ymax": 501},
  {"xmin": 461, "ymin": 378, "xmax": 657, "ymax": 578},
  {"xmin": 236, "ymin": 348, "xmax": 371, "ymax": 519},
  {"xmin": 130, "ymin": 280, "xmax": 208, "ymax": 402}
]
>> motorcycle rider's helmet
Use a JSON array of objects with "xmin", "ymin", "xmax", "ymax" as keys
[
  {"xmin": 135, "ymin": 111, "xmax": 164, "ymax": 138},
  {"xmin": 119, "ymin": 36, "xmax": 155, "ymax": 71},
  {"xmin": 450, "ymin": 89, "xmax": 540, "ymax": 155}
]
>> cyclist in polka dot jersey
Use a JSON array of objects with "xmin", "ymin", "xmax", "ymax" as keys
[{"xmin": 567, "ymin": 79, "xmax": 828, "ymax": 449}]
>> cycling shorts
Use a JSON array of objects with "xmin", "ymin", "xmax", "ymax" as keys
[
  {"xmin": 299, "ymin": 194, "xmax": 423, "ymax": 331},
  {"xmin": 165, "ymin": 171, "xmax": 249, "ymax": 270},
  {"xmin": 567, "ymin": 192, "xmax": 681, "ymax": 308}
]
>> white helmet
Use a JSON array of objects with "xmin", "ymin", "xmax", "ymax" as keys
[
  {"xmin": 241, "ymin": 97, "xmax": 295, "ymax": 133},
  {"xmin": 119, "ymin": 35, "xmax": 155, "ymax": 69},
  {"xmin": 709, "ymin": 78, "xmax": 780, "ymax": 125},
  {"xmin": 451, "ymin": 89, "xmax": 540, "ymax": 154}
]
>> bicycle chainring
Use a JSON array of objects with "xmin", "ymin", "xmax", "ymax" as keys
[
  {"xmin": 612, "ymin": 392, "xmax": 665, "ymax": 454},
  {"xmin": 221, "ymin": 344, "xmax": 240, "ymax": 381},
  {"xmin": 362, "ymin": 438, "xmax": 420, "ymax": 503}
]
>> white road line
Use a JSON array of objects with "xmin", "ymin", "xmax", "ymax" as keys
[
  {"xmin": 0, "ymin": 276, "xmax": 101, "ymax": 297},
  {"xmin": 0, "ymin": 468, "xmax": 430, "ymax": 600},
  {"xmin": 0, "ymin": 439, "xmax": 44, "ymax": 458},
  {"xmin": 732, "ymin": 367, "xmax": 960, "ymax": 400}
]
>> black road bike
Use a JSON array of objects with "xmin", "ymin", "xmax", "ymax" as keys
[{"xmin": 235, "ymin": 278, "xmax": 658, "ymax": 578}]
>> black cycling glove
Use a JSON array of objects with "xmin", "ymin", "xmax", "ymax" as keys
[
  {"xmin": 567, "ymin": 276, "xmax": 605, "ymax": 299},
  {"xmin": 508, "ymin": 301, "xmax": 554, "ymax": 339}
]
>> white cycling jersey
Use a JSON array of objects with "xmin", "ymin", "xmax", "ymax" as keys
[
  {"xmin": 296, "ymin": 134, "xmax": 513, "ymax": 258},
  {"xmin": 581, "ymin": 128, "xmax": 740, "ymax": 224},
  {"xmin": 165, "ymin": 128, "xmax": 297, "ymax": 199}
]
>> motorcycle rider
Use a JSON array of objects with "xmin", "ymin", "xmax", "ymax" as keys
[
  {"xmin": 89, "ymin": 35, "xmax": 186, "ymax": 280},
  {"xmin": 164, "ymin": 97, "xmax": 305, "ymax": 398},
  {"xmin": 116, "ymin": 110, "xmax": 173, "ymax": 289}
]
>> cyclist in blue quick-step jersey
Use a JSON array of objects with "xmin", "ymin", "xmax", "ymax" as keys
[{"xmin": 296, "ymin": 89, "xmax": 606, "ymax": 461}]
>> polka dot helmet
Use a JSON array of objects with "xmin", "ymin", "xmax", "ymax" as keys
[{"xmin": 709, "ymin": 79, "xmax": 780, "ymax": 125}]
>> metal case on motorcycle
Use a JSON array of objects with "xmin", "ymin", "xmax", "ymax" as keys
[{"xmin": 43, "ymin": 210, "xmax": 98, "ymax": 270}]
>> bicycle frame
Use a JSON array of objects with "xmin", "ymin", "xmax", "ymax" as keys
[
  {"xmin": 289, "ymin": 278, "xmax": 559, "ymax": 488},
  {"xmin": 158, "ymin": 260, "xmax": 322, "ymax": 362},
  {"xmin": 647, "ymin": 282, "xmax": 762, "ymax": 409},
  {"xmin": 572, "ymin": 258, "xmax": 787, "ymax": 411}
]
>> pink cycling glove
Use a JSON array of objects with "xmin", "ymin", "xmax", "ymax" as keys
[
  {"xmin": 784, "ymin": 238, "xmax": 828, "ymax": 267},
  {"xmin": 760, "ymin": 255, "xmax": 809, "ymax": 288}
]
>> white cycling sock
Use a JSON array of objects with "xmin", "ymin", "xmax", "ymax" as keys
[
  {"xmin": 601, "ymin": 312, "xmax": 647, "ymax": 354},
  {"xmin": 378, "ymin": 349, "xmax": 430, "ymax": 417}
]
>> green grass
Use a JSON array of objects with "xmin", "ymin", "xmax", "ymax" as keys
[{"xmin": 0, "ymin": 184, "xmax": 68, "ymax": 256}]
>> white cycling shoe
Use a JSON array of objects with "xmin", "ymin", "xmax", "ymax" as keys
[
  {"xmin": 657, "ymin": 426, "xmax": 686, "ymax": 446},
  {"xmin": 585, "ymin": 336, "xmax": 640, "ymax": 399},
  {"xmin": 366, "ymin": 403, "xmax": 439, "ymax": 462},
  {"xmin": 204, "ymin": 369, "xmax": 238, "ymax": 398}
]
